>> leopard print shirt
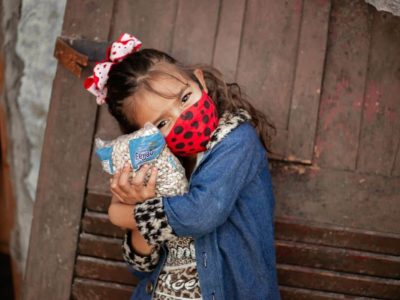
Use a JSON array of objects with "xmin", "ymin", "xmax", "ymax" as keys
[{"xmin": 153, "ymin": 236, "xmax": 202, "ymax": 299}]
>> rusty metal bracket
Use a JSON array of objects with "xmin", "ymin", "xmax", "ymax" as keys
[{"xmin": 53, "ymin": 36, "xmax": 109, "ymax": 78}]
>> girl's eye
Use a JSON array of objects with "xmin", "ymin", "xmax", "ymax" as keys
[
  {"xmin": 157, "ymin": 120, "xmax": 168, "ymax": 129},
  {"xmin": 182, "ymin": 92, "xmax": 192, "ymax": 103}
]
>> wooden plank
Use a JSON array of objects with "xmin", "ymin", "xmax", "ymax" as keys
[
  {"xmin": 81, "ymin": 211, "xmax": 124, "ymax": 238},
  {"xmin": 393, "ymin": 145, "xmax": 400, "ymax": 176},
  {"xmin": 212, "ymin": 0, "xmax": 289, "ymax": 178},
  {"xmin": 78, "ymin": 233, "xmax": 123, "ymax": 261},
  {"xmin": 72, "ymin": 278, "xmax": 133, "ymax": 300},
  {"xmin": 60, "ymin": 0, "xmax": 114, "ymax": 39},
  {"xmin": 110, "ymin": 0, "xmax": 178, "ymax": 52},
  {"xmin": 271, "ymin": 163, "xmax": 400, "ymax": 234},
  {"xmin": 357, "ymin": 9, "xmax": 400, "ymax": 176},
  {"xmin": 276, "ymin": 240, "xmax": 400, "ymax": 279},
  {"xmin": 236, "ymin": 0, "xmax": 302, "ymax": 127},
  {"xmin": 212, "ymin": 0, "xmax": 246, "ymax": 82},
  {"xmin": 235, "ymin": 0, "xmax": 302, "ymax": 161},
  {"xmin": 277, "ymin": 263, "xmax": 400, "ymax": 299},
  {"xmin": 23, "ymin": 1, "xmax": 115, "ymax": 299},
  {"xmin": 75, "ymin": 256, "xmax": 138, "ymax": 286},
  {"xmin": 275, "ymin": 216, "xmax": 400, "ymax": 256},
  {"xmin": 171, "ymin": 0, "xmax": 220, "ymax": 65},
  {"xmin": 279, "ymin": 285, "xmax": 381, "ymax": 300},
  {"xmin": 85, "ymin": 192, "xmax": 110, "ymax": 212},
  {"xmin": 287, "ymin": 0, "xmax": 331, "ymax": 163},
  {"xmin": 314, "ymin": 0, "xmax": 371, "ymax": 170}
]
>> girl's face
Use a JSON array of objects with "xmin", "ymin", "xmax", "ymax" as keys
[{"xmin": 124, "ymin": 66, "xmax": 208, "ymax": 137}]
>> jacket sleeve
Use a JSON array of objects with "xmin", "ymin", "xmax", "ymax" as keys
[
  {"xmin": 121, "ymin": 229, "xmax": 161, "ymax": 278},
  {"xmin": 134, "ymin": 122, "xmax": 265, "ymax": 244}
]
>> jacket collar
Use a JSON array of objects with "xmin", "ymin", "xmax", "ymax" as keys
[{"xmin": 206, "ymin": 108, "xmax": 252, "ymax": 151}]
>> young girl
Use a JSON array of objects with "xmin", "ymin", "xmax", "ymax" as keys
[{"xmin": 85, "ymin": 33, "xmax": 281, "ymax": 300}]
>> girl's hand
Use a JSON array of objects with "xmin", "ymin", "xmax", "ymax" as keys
[{"xmin": 110, "ymin": 163, "xmax": 158, "ymax": 205}]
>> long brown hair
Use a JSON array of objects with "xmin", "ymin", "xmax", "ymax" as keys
[{"xmin": 106, "ymin": 48, "xmax": 277, "ymax": 154}]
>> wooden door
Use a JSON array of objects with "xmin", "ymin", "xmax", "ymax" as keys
[{"xmin": 24, "ymin": 0, "xmax": 400, "ymax": 299}]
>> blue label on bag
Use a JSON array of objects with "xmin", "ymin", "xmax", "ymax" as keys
[
  {"xmin": 95, "ymin": 146, "xmax": 114, "ymax": 174},
  {"xmin": 129, "ymin": 132, "xmax": 165, "ymax": 170}
]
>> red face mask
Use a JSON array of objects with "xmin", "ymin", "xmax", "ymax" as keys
[{"xmin": 165, "ymin": 90, "xmax": 219, "ymax": 157}]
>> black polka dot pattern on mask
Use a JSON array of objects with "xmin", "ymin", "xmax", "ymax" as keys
[
  {"xmin": 174, "ymin": 126, "xmax": 183, "ymax": 134},
  {"xmin": 202, "ymin": 115, "xmax": 209, "ymax": 124},
  {"xmin": 181, "ymin": 111, "xmax": 193, "ymax": 120},
  {"xmin": 176, "ymin": 143, "xmax": 185, "ymax": 149},
  {"xmin": 183, "ymin": 132, "xmax": 193, "ymax": 139}
]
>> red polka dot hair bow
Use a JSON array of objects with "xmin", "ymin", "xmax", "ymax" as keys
[{"xmin": 84, "ymin": 33, "xmax": 142, "ymax": 105}]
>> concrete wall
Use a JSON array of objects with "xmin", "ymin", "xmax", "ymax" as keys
[{"xmin": 366, "ymin": 0, "xmax": 400, "ymax": 16}]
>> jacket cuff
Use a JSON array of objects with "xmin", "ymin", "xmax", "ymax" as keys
[
  {"xmin": 134, "ymin": 197, "xmax": 177, "ymax": 246},
  {"xmin": 121, "ymin": 230, "xmax": 160, "ymax": 272}
]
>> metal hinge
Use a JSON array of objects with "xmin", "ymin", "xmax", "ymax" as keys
[{"xmin": 53, "ymin": 36, "xmax": 109, "ymax": 78}]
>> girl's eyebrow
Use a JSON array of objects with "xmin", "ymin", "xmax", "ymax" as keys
[{"xmin": 151, "ymin": 85, "xmax": 189, "ymax": 124}]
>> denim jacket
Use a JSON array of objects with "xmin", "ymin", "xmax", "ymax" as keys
[{"xmin": 122, "ymin": 109, "xmax": 281, "ymax": 300}]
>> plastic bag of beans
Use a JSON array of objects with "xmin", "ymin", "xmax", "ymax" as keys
[{"xmin": 95, "ymin": 122, "xmax": 188, "ymax": 197}]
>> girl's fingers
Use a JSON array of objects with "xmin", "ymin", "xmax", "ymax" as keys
[
  {"xmin": 132, "ymin": 164, "xmax": 150, "ymax": 186},
  {"xmin": 110, "ymin": 179, "xmax": 125, "ymax": 202},
  {"xmin": 110, "ymin": 170, "xmax": 129, "ymax": 199},
  {"xmin": 111, "ymin": 169, "xmax": 122, "ymax": 183},
  {"xmin": 118, "ymin": 164, "xmax": 132, "ymax": 193},
  {"xmin": 146, "ymin": 166, "xmax": 158, "ymax": 194},
  {"xmin": 110, "ymin": 170, "xmax": 121, "ymax": 190}
]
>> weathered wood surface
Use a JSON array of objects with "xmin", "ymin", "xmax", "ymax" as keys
[
  {"xmin": 357, "ymin": 9, "xmax": 400, "ymax": 176},
  {"xmin": 76, "ymin": 192, "xmax": 400, "ymax": 299},
  {"xmin": 314, "ymin": 0, "xmax": 400, "ymax": 177},
  {"xmin": 287, "ymin": 0, "xmax": 331, "ymax": 163},
  {"xmin": 23, "ymin": 0, "xmax": 400, "ymax": 299},
  {"xmin": 280, "ymin": 286, "xmax": 381, "ymax": 300},
  {"xmin": 275, "ymin": 216, "xmax": 400, "ymax": 256},
  {"xmin": 315, "ymin": 0, "xmax": 372, "ymax": 170},
  {"xmin": 278, "ymin": 263, "xmax": 400, "ymax": 299},
  {"xmin": 276, "ymin": 240, "xmax": 400, "ymax": 278},
  {"xmin": 72, "ymin": 278, "xmax": 133, "ymax": 300},
  {"xmin": 271, "ymin": 160, "xmax": 400, "ymax": 234},
  {"xmin": 75, "ymin": 256, "xmax": 138, "ymax": 286},
  {"xmin": 213, "ymin": 0, "xmax": 246, "ymax": 82},
  {"xmin": 111, "ymin": 0, "xmax": 178, "ymax": 52},
  {"xmin": 78, "ymin": 233, "xmax": 123, "ymax": 261},
  {"xmin": 171, "ymin": 0, "xmax": 220, "ymax": 64},
  {"xmin": 81, "ymin": 211, "xmax": 124, "ymax": 238},
  {"xmin": 23, "ymin": 1, "xmax": 114, "ymax": 299}
]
